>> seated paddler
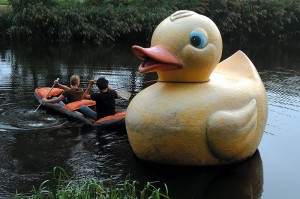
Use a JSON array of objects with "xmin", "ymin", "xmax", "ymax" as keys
[
  {"xmin": 79, "ymin": 77, "xmax": 121, "ymax": 120},
  {"xmin": 42, "ymin": 74, "xmax": 88, "ymax": 105}
]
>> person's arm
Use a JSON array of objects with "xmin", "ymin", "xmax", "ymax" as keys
[
  {"xmin": 114, "ymin": 90, "xmax": 121, "ymax": 99},
  {"xmin": 108, "ymin": 85, "xmax": 113, "ymax": 90},
  {"xmin": 42, "ymin": 95, "xmax": 65, "ymax": 103},
  {"xmin": 54, "ymin": 80, "xmax": 70, "ymax": 90},
  {"xmin": 84, "ymin": 80, "xmax": 95, "ymax": 99},
  {"xmin": 107, "ymin": 85, "xmax": 121, "ymax": 99}
]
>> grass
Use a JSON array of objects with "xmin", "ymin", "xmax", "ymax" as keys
[
  {"xmin": 15, "ymin": 167, "xmax": 170, "ymax": 199},
  {"xmin": 0, "ymin": 3, "xmax": 10, "ymax": 12},
  {"xmin": 0, "ymin": 0, "xmax": 8, "ymax": 5}
]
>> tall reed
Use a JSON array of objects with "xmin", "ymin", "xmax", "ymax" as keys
[{"xmin": 15, "ymin": 167, "xmax": 170, "ymax": 199}]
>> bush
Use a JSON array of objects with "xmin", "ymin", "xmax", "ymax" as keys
[
  {"xmin": 1, "ymin": 0, "xmax": 299, "ymax": 44},
  {"xmin": 9, "ymin": 0, "xmax": 57, "ymax": 12}
]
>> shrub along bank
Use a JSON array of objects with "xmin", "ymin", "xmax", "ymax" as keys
[{"xmin": 0, "ymin": 0, "xmax": 299, "ymax": 44}]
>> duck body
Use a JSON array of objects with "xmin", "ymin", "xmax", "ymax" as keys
[{"xmin": 126, "ymin": 10, "xmax": 268, "ymax": 165}]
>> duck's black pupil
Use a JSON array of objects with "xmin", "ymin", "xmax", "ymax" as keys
[{"xmin": 191, "ymin": 36, "xmax": 201, "ymax": 47}]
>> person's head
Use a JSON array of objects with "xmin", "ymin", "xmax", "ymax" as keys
[
  {"xmin": 70, "ymin": 75, "xmax": 80, "ymax": 87},
  {"xmin": 96, "ymin": 77, "xmax": 109, "ymax": 90}
]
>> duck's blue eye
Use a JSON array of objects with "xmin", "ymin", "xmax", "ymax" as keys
[{"xmin": 190, "ymin": 30, "xmax": 207, "ymax": 49}]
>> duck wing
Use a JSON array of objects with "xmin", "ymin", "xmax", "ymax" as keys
[
  {"xmin": 206, "ymin": 99, "xmax": 258, "ymax": 160},
  {"xmin": 214, "ymin": 50, "xmax": 261, "ymax": 80}
]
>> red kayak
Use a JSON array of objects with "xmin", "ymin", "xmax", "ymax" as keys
[{"xmin": 34, "ymin": 87, "xmax": 126, "ymax": 129}]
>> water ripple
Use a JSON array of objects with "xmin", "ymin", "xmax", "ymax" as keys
[
  {"xmin": 0, "ymin": 103, "xmax": 69, "ymax": 131},
  {"xmin": 261, "ymin": 69, "xmax": 300, "ymax": 135}
]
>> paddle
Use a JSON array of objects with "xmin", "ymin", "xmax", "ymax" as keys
[
  {"xmin": 117, "ymin": 89, "xmax": 132, "ymax": 100},
  {"xmin": 35, "ymin": 78, "xmax": 59, "ymax": 112}
]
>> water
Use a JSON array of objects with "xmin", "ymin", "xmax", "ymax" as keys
[{"xmin": 0, "ymin": 39, "xmax": 299, "ymax": 199}]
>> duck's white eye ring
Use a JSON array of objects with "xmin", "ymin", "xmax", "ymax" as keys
[{"xmin": 190, "ymin": 30, "xmax": 207, "ymax": 49}]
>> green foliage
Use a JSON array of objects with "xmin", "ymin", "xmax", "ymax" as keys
[
  {"xmin": 224, "ymin": 0, "xmax": 299, "ymax": 41},
  {"xmin": 0, "ymin": 0, "xmax": 299, "ymax": 44},
  {"xmin": 8, "ymin": 0, "xmax": 57, "ymax": 12},
  {"xmin": 0, "ymin": 5, "xmax": 11, "ymax": 39},
  {"xmin": 0, "ymin": 0, "xmax": 9, "ymax": 5},
  {"xmin": 15, "ymin": 167, "xmax": 170, "ymax": 199}
]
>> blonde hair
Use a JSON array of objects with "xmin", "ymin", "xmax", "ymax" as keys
[{"xmin": 70, "ymin": 75, "xmax": 80, "ymax": 86}]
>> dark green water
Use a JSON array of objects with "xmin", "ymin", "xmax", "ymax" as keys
[{"xmin": 0, "ymin": 39, "xmax": 299, "ymax": 199}]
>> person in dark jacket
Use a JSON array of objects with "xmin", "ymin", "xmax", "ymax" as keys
[{"xmin": 80, "ymin": 77, "xmax": 121, "ymax": 120}]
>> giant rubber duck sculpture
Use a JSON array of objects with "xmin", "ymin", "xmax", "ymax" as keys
[{"xmin": 126, "ymin": 10, "xmax": 268, "ymax": 166}]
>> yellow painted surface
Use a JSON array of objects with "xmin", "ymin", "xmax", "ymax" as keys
[{"xmin": 126, "ymin": 10, "xmax": 268, "ymax": 165}]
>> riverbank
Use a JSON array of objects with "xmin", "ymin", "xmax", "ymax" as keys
[{"xmin": 0, "ymin": 0, "xmax": 299, "ymax": 44}]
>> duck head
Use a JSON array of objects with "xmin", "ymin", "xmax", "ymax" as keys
[{"xmin": 132, "ymin": 10, "xmax": 223, "ymax": 83}]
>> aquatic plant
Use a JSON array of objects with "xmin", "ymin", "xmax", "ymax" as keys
[{"xmin": 15, "ymin": 167, "xmax": 170, "ymax": 199}]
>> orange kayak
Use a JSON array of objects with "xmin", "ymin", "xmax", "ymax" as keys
[{"xmin": 34, "ymin": 87, "xmax": 126, "ymax": 129}]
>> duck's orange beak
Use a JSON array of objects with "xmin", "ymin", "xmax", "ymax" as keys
[{"xmin": 132, "ymin": 45, "xmax": 182, "ymax": 73}]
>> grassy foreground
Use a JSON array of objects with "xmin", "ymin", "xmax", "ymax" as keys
[{"xmin": 15, "ymin": 167, "xmax": 170, "ymax": 199}]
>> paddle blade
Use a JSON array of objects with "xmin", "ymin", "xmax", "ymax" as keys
[{"xmin": 118, "ymin": 90, "xmax": 132, "ymax": 100}]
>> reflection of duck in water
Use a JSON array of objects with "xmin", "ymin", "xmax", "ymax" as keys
[
  {"xmin": 203, "ymin": 150, "xmax": 263, "ymax": 199},
  {"xmin": 126, "ymin": 10, "xmax": 268, "ymax": 165},
  {"xmin": 132, "ymin": 150, "xmax": 263, "ymax": 199}
]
